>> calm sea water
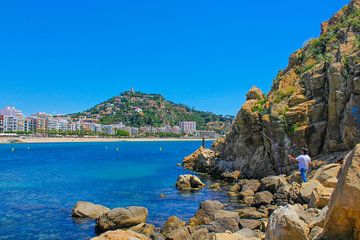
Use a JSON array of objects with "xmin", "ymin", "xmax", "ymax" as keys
[{"xmin": 0, "ymin": 141, "xmax": 232, "ymax": 239}]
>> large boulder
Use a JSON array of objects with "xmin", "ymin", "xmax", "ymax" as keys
[
  {"xmin": 300, "ymin": 180, "xmax": 324, "ymax": 203},
  {"xmin": 166, "ymin": 227, "xmax": 192, "ymax": 240},
  {"xmin": 265, "ymin": 204, "xmax": 309, "ymax": 240},
  {"xmin": 96, "ymin": 206, "xmax": 148, "ymax": 232},
  {"xmin": 321, "ymin": 144, "xmax": 360, "ymax": 240},
  {"xmin": 72, "ymin": 201, "xmax": 110, "ymax": 219},
  {"xmin": 91, "ymin": 229, "xmax": 150, "ymax": 240},
  {"xmin": 260, "ymin": 175, "xmax": 288, "ymax": 193},
  {"xmin": 210, "ymin": 210, "xmax": 241, "ymax": 233},
  {"xmin": 236, "ymin": 207, "xmax": 267, "ymax": 220},
  {"xmin": 191, "ymin": 228, "xmax": 211, "ymax": 240},
  {"xmin": 129, "ymin": 223, "xmax": 155, "ymax": 237},
  {"xmin": 183, "ymin": 147, "xmax": 216, "ymax": 173},
  {"xmin": 239, "ymin": 179, "xmax": 261, "ymax": 193},
  {"xmin": 176, "ymin": 174, "xmax": 205, "ymax": 191},
  {"xmin": 309, "ymin": 187, "xmax": 333, "ymax": 209},
  {"xmin": 161, "ymin": 216, "xmax": 186, "ymax": 238},
  {"xmin": 190, "ymin": 200, "xmax": 224, "ymax": 225},
  {"xmin": 239, "ymin": 219, "xmax": 261, "ymax": 230},
  {"xmin": 253, "ymin": 191, "xmax": 274, "ymax": 206},
  {"xmin": 311, "ymin": 163, "xmax": 340, "ymax": 188}
]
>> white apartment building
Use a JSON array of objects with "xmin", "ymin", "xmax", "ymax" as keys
[
  {"xmin": 48, "ymin": 117, "xmax": 71, "ymax": 131},
  {"xmin": 179, "ymin": 121, "xmax": 197, "ymax": 133},
  {"xmin": 101, "ymin": 125, "xmax": 114, "ymax": 135},
  {"xmin": 0, "ymin": 106, "xmax": 25, "ymax": 132}
]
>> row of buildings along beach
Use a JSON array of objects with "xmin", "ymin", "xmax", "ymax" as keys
[{"xmin": 0, "ymin": 106, "xmax": 217, "ymax": 138}]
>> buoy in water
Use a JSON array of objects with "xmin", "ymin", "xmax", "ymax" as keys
[
  {"xmin": 11, "ymin": 148, "xmax": 15, "ymax": 152},
  {"xmin": 116, "ymin": 147, "xmax": 119, "ymax": 151},
  {"xmin": 105, "ymin": 146, "xmax": 108, "ymax": 149},
  {"xmin": 160, "ymin": 147, "xmax": 163, "ymax": 151},
  {"xmin": 27, "ymin": 147, "xmax": 30, "ymax": 150}
]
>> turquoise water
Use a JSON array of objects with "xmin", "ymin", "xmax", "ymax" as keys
[{"xmin": 0, "ymin": 141, "xmax": 231, "ymax": 239}]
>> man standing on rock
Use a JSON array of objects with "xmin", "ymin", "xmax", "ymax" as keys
[{"xmin": 288, "ymin": 148, "xmax": 311, "ymax": 182}]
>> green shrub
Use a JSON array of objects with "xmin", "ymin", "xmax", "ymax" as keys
[
  {"xmin": 252, "ymin": 99, "xmax": 267, "ymax": 115},
  {"xmin": 273, "ymin": 86, "xmax": 295, "ymax": 103},
  {"xmin": 115, "ymin": 129, "xmax": 130, "ymax": 137}
]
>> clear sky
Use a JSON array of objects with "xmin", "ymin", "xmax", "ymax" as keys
[{"xmin": 0, "ymin": 0, "xmax": 349, "ymax": 116}]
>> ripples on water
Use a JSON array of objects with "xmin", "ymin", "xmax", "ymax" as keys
[{"xmin": 0, "ymin": 141, "xmax": 235, "ymax": 239}]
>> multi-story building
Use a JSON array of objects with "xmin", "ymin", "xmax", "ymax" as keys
[
  {"xmin": 101, "ymin": 125, "xmax": 114, "ymax": 135},
  {"xmin": 130, "ymin": 127, "xmax": 139, "ymax": 136},
  {"xmin": 171, "ymin": 126, "xmax": 181, "ymax": 134},
  {"xmin": 30, "ymin": 112, "xmax": 49, "ymax": 133},
  {"xmin": 90, "ymin": 123, "xmax": 102, "ymax": 133},
  {"xmin": 57, "ymin": 118, "xmax": 71, "ymax": 131},
  {"xmin": 179, "ymin": 121, "xmax": 197, "ymax": 134},
  {"xmin": 24, "ymin": 118, "xmax": 34, "ymax": 132},
  {"xmin": 14, "ymin": 109, "xmax": 25, "ymax": 131},
  {"xmin": 0, "ymin": 106, "xmax": 25, "ymax": 132}
]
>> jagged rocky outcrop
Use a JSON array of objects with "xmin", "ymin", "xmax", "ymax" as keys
[
  {"xmin": 210, "ymin": 0, "xmax": 360, "ymax": 178},
  {"xmin": 175, "ymin": 174, "xmax": 206, "ymax": 191},
  {"xmin": 320, "ymin": 143, "xmax": 360, "ymax": 240}
]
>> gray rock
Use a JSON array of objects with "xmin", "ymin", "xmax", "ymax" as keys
[
  {"xmin": 254, "ymin": 191, "xmax": 274, "ymax": 206},
  {"xmin": 96, "ymin": 206, "xmax": 148, "ymax": 231},
  {"xmin": 167, "ymin": 227, "xmax": 192, "ymax": 240},
  {"xmin": 72, "ymin": 201, "xmax": 110, "ymax": 219},
  {"xmin": 265, "ymin": 204, "xmax": 309, "ymax": 240},
  {"xmin": 260, "ymin": 175, "xmax": 287, "ymax": 193},
  {"xmin": 236, "ymin": 207, "xmax": 267, "ymax": 219},
  {"xmin": 191, "ymin": 228, "xmax": 211, "ymax": 240},
  {"xmin": 161, "ymin": 216, "xmax": 186, "ymax": 237},
  {"xmin": 239, "ymin": 219, "xmax": 261, "ymax": 230},
  {"xmin": 212, "ymin": 210, "xmax": 241, "ymax": 233},
  {"xmin": 190, "ymin": 200, "xmax": 224, "ymax": 225},
  {"xmin": 239, "ymin": 179, "xmax": 261, "ymax": 193},
  {"xmin": 176, "ymin": 174, "xmax": 205, "ymax": 191}
]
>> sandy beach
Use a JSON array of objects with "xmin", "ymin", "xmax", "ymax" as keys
[{"xmin": 0, "ymin": 136, "xmax": 213, "ymax": 144}]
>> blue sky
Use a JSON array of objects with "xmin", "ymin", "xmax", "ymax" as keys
[{"xmin": 0, "ymin": 0, "xmax": 349, "ymax": 116}]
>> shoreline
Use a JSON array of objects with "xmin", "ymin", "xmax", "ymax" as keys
[{"xmin": 0, "ymin": 136, "xmax": 215, "ymax": 144}]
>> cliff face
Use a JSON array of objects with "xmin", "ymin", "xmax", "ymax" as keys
[{"xmin": 214, "ymin": 0, "xmax": 360, "ymax": 178}]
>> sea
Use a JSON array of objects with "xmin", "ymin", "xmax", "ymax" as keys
[{"xmin": 0, "ymin": 141, "xmax": 233, "ymax": 239}]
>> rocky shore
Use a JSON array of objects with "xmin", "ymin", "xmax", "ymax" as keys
[
  {"xmin": 70, "ymin": 0, "xmax": 360, "ymax": 239},
  {"xmin": 71, "ymin": 143, "xmax": 360, "ymax": 240}
]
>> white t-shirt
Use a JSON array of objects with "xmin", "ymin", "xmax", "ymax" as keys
[{"xmin": 296, "ymin": 154, "xmax": 311, "ymax": 170}]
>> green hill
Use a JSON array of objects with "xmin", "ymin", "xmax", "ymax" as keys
[{"xmin": 70, "ymin": 90, "xmax": 233, "ymax": 130}]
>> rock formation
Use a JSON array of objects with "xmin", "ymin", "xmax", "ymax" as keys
[
  {"xmin": 320, "ymin": 144, "xmax": 360, "ymax": 240},
  {"xmin": 189, "ymin": 0, "xmax": 360, "ymax": 179},
  {"xmin": 96, "ymin": 206, "xmax": 148, "ymax": 232},
  {"xmin": 91, "ymin": 229, "xmax": 150, "ymax": 240},
  {"xmin": 175, "ymin": 174, "xmax": 206, "ymax": 191},
  {"xmin": 183, "ymin": 147, "xmax": 217, "ymax": 173},
  {"xmin": 265, "ymin": 204, "xmax": 310, "ymax": 240},
  {"xmin": 72, "ymin": 201, "xmax": 110, "ymax": 219}
]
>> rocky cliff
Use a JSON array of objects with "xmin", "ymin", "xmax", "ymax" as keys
[{"xmin": 212, "ymin": 0, "xmax": 360, "ymax": 179}]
